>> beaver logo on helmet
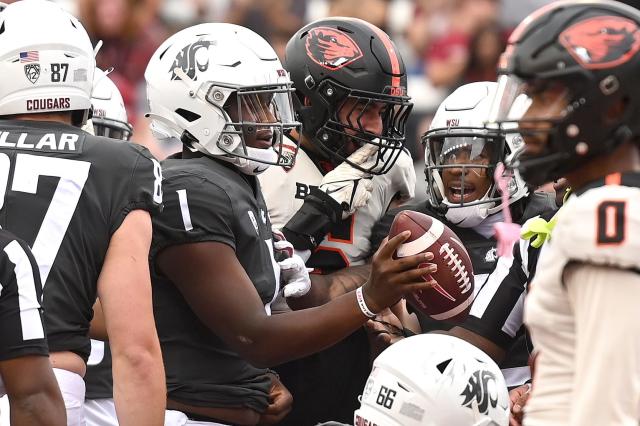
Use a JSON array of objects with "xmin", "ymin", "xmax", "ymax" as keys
[
  {"xmin": 559, "ymin": 16, "xmax": 640, "ymax": 70},
  {"xmin": 305, "ymin": 27, "xmax": 363, "ymax": 70}
]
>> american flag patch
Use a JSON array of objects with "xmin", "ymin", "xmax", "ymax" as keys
[{"xmin": 20, "ymin": 51, "xmax": 39, "ymax": 63}]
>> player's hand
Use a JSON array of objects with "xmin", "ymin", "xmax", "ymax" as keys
[
  {"xmin": 274, "ymin": 239, "xmax": 312, "ymax": 298},
  {"xmin": 509, "ymin": 383, "xmax": 531, "ymax": 426},
  {"xmin": 258, "ymin": 372, "xmax": 293, "ymax": 425},
  {"xmin": 363, "ymin": 231, "xmax": 437, "ymax": 313},
  {"xmin": 319, "ymin": 144, "xmax": 378, "ymax": 219}
]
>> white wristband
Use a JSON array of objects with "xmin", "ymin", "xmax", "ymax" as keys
[{"xmin": 356, "ymin": 286, "xmax": 376, "ymax": 319}]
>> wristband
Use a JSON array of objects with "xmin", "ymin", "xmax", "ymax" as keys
[{"xmin": 356, "ymin": 286, "xmax": 376, "ymax": 319}]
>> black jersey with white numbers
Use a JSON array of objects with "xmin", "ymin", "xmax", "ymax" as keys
[
  {"xmin": 0, "ymin": 229, "xmax": 48, "ymax": 361},
  {"xmin": 0, "ymin": 120, "xmax": 162, "ymax": 361},
  {"xmin": 151, "ymin": 152, "xmax": 278, "ymax": 413}
]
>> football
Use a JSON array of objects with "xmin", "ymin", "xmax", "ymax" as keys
[{"xmin": 389, "ymin": 210, "xmax": 474, "ymax": 322}]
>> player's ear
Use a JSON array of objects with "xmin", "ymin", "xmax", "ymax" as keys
[{"xmin": 303, "ymin": 96, "xmax": 312, "ymax": 107}]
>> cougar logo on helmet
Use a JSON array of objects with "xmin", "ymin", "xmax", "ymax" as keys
[
  {"xmin": 460, "ymin": 369, "xmax": 499, "ymax": 415},
  {"xmin": 305, "ymin": 27, "xmax": 363, "ymax": 70},
  {"xmin": 559, "ymin": 16, "xmax": 640, "ymax": 70},
  {"xmin": 170, "ymin": 40, "xmax": 215, "ymax": 80}
]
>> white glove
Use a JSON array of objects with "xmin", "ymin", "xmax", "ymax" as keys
[
  {"xmin": 274, "ymin": 239, "xmax": 312, "ymax": 298},
  {"xmin": 319, "ymin": 144, "xmax": 379, "ymax": 219}
]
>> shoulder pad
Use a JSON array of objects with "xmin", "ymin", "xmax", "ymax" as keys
[{"xmin": 553, "ymin": 185, "xmax": 640, "ymax": 270}]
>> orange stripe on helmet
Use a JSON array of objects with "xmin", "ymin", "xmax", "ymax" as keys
[{"xmin": 349, "ymin": 18, "xmax": 401, "ymax": 89}]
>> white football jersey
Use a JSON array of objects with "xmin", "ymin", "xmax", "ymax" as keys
[
  {"xmin": 259, "ymin": 139, "xmax": 415, "ymax": 270},
  {"xmin": 524, "ymin": 179, "xmax": 640, "ymax": 425}
]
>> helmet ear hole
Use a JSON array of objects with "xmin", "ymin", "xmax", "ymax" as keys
[
  {"xmin": 175, "ymin": 108, "xmax": 201, "ymax": 123},
  {"xmin": 436, "ymin": 358, "xmax": 452, "ymax": 374}
]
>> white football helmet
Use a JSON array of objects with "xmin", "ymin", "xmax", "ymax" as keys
[
  {"xmin": 355, "ymin": 334, "xmax": 509, "ymax": 426},
  {"xmin": 88, "ymin": 68, "xmax": 132, "ymax": 141},
  {"xmin": 145, "ymin": 23, "xmax": 300, "ymax": 175},
  {"xmin": 0, "ymin": 0, "xmax": 95, "ymax": 124},
  {"xmin": 423, "ymin": 82, "xmax": 528, "ymax": 228}
]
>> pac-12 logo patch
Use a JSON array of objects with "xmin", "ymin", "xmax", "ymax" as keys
[
  {"xmin": 24, "ymin": 64, "xmax": 40, "ymax": 84},
  {"xmin": 559, "ymin": 16, "xmax": 640, "ymax": 70},
  {"xmin": 305, "ymin": 27, "xmax": 363, "ymax": 70}
]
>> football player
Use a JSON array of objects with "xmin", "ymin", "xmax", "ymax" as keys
[
  {"xmin": 0, "ymin": 229, "xmax": 65, "ymax": 425},
  {"xmin": 489, "ymin": 0, "xmax": 640, "ymax": 424},
  {"xmin": 368, "ymin": 81, "xmax": 557, "ymax": 389},
  {"xmin": 82, "ymin": 68, "xmax": 135, "ymax": 426},
  {"xmin": 0, "ymin": 2, "xmax": 165, "ymax": 424},
  {"xmin": 145, "ymin": 22, "xmax": 432, "ymax": 425},
  {"xmin": 257, "ymin": 18, "xmax": 416, "ymax": 423},
  {"xmin": 84, "ymin": 69, "xmax": 133, "ymax": 141}
]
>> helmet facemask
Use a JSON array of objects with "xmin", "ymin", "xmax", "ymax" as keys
[
  {"xmin": 309, "ymin": 80, "xmax": 412, "ymax": 175},
  {"xmin": 424, "ymin": 128, "xmax": 508, "ymax": 209},
  {"xmin": 489, "ymin": 74, "xmax": 611, "ymax": 186},
  {"xmin": 167, "ymin": 64, "xmax": 301, "ymax": 174},
  {"xmin": 92, "ymin": 117, "xmax": 133, "ymax": 141},
  {"xmin": 210, "ymin": 82, "xmax": 300, "ymax": 170}
]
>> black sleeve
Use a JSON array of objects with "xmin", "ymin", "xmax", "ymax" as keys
[
  {"xmin": 282, "ymin": 187, "xmax": 343, "ymax": 251},
  {"xmin": 458, "ymin": 241, "xmax": 530, "ymax": 350},
  {"xmin": 370, "ymin": 209, "xmax": 397, "ymax": 254},
  {"xmin": 0, "ymin": 232, "xmax": 48, "ymax": 361},
  {"xmin": 111, "ymin": 144, "xmax": 164, "ymax": 235},
  {"xmin": 151, "ymin": 173, "xmax": 236, "ymax": 260}
]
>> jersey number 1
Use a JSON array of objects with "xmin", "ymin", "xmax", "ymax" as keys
[{"xmin": 0, "ymin": 153, "xmax": 90, "ymax": 286}]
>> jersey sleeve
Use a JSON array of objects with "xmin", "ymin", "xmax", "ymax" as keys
[
  {"xmin": 151, "ymin": 173, "xmax": 236, "ymax": 259},
  {"xmin": 110, "ymin": 144, "xmax": 163, "ymax": 235},
  {"xmin": 0, "ymin": 236, "xmax": 48, "ymax": 361},
  {"xmin": 565, "ymin": 263, "xmax": 640, "ymax": 425},
  {"xmin": 553, "ymin": 186, "xmax": 640, "ymax": 270},
  {"xmin": 387, "ymin": 148, "xmax": 416, "ymax": 203}
]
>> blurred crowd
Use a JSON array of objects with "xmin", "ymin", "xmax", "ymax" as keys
[{"xmin": 12, "ymin": 0, "xmax": 555, "ymax": 163}]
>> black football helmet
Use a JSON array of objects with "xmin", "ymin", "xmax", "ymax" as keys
[
  {"xmin": 284, "ymin": 17, "xmax": 413, "ymax": 174},
  {"xmin": 489, "ymin": 0, "xmax": 640, "ymax": 186}
]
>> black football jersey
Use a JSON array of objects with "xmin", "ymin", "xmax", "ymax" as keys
[
  {"xmin": 151, "ymin": 152, "xmax": 278, "ymax": 412},
  {"xmin": 0, "ymin": 229, "xmax": 48, "ymax": 361},
  {"xmin": 85, "ymin": 339, "xmax": 113, "ymax": 399},
  {"xmin": 0, "ymin": 120, "xmax": 162, "ymax": 361}
]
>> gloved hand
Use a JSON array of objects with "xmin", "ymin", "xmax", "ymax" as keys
[
  {"xmin": 319, "ymin": 144, "xmax": 379, "ymax": 219},
  {"xmin": 273, "ymin": 237, "xmax": 312, "ymax": 298}
]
